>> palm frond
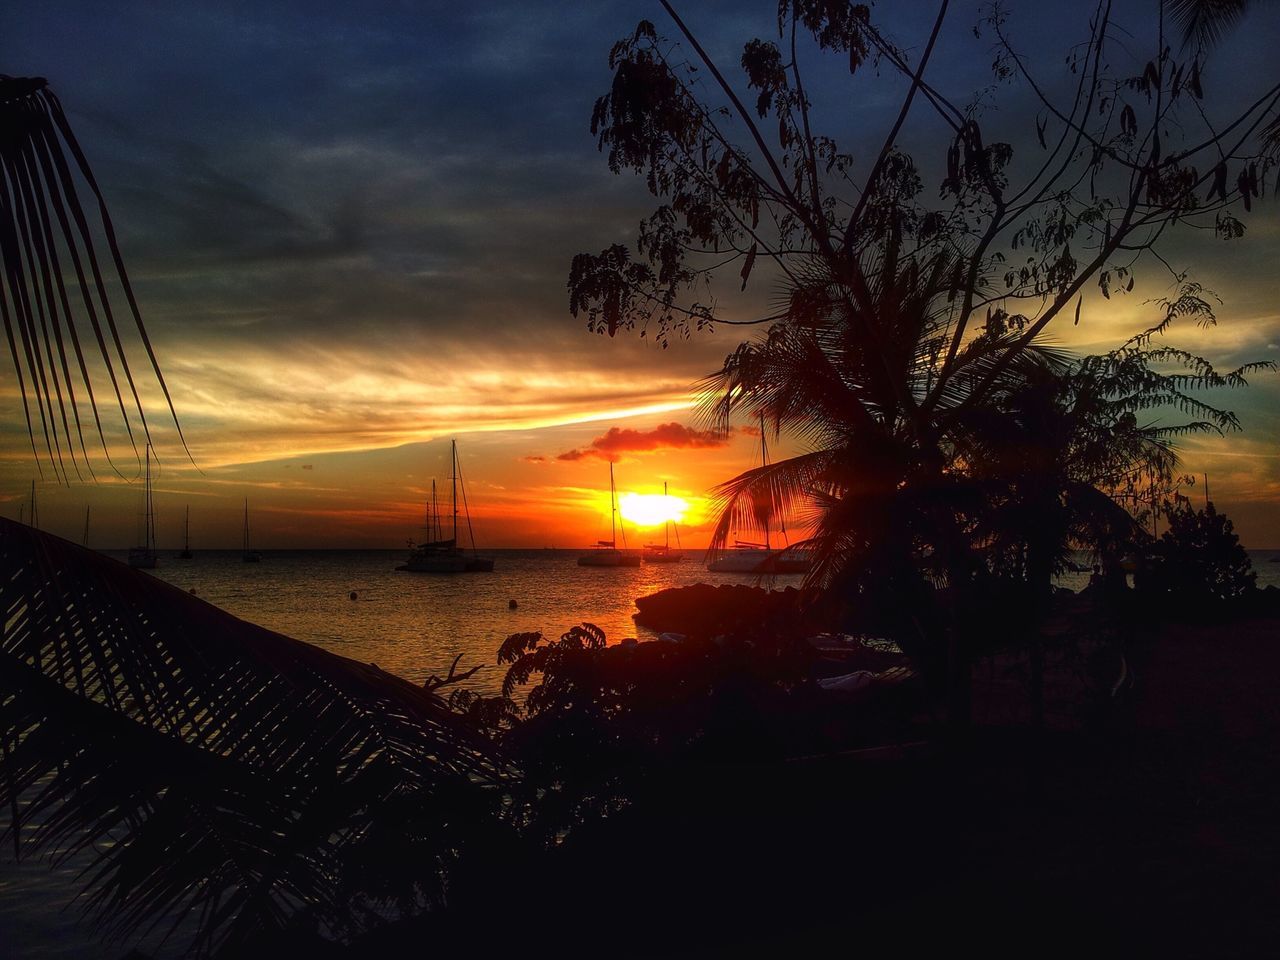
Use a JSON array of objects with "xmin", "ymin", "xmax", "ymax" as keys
[
  {"xmin": 1167, "ymin": 0, "xmax": 1252, "ymax": 47},
  {"xmin": 706, "ymin": 449, "xmax": 834, "ymax": 554},
  {"xmin": 0, "ymin": 76, "xmax": 188, "ymax": 479},
  {"xmin": 0, "ymin": 518, "xmax": 513, "ymax": 955}
]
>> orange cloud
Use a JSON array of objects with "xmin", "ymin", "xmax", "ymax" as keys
[{"xmin": 556, "ymin": 422, "xmax": 730, "ymax": 463}]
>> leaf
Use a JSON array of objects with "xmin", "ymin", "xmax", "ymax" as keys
[
  {"xmin": 740, "ymin": 243, "xmax": 758, "ymax": 290},
  {"xmin": 1074, "ymin": 295, "xmax": 1082, "ymax": 326},
  {"xmin": 1142, "ymin": 60, "xmax": 1160, "ymax": 92},
  {"xmin": 716, "ymin": 150, "xmax": 731, "ymax": 186},
  {"xmin": 1120, "ymin": 104, "xmax": 1138, "ymax": 136},
  {"xmin": 1208, "ymin": 162, "xmax": 1228, "ymax": 202}
]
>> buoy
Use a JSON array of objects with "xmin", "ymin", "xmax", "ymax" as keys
[
  {"xmin": 349, "ymin": 590, "xmax": 358, "ymax": 601},
  {"xmin": 189, "ymin": 587, "xmax": 197, "ymax": 595},
  {"xmin": 508, "ymin": 599, "xmax": 518, "ymax": 609}
]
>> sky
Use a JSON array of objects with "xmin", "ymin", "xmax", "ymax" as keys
[{"xmin": 3, "ymin": 1, "xmax": 1278, "ymax": 548}]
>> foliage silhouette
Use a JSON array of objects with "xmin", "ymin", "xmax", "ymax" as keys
[
  {"xmin": 571, "ymin": 1, "xmax": 1278, "ymax": 723},
  {"xmin": 0, "ymin": 76, "xmax": 187, "ymax": 478},
  {"xmin": 1147, "ymin": 500, "xmax": 1257, "ymax": 602},
  {"xmin": 0, "ymin": 519, "xmax": 515, "ymax": 956}
]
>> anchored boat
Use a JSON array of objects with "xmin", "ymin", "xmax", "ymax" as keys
[{"xmin": 398, "ymin": 439, "xmax": 494, "ymax": 573}]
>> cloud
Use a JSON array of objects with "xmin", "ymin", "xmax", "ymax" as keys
[{"xmin": 556, "ymin": 421, "xmax": 730, "ymax": 462}]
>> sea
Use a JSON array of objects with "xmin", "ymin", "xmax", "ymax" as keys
[
  {"xmin": 106, "ymin": 548, "xmax": 781, "ymax": 696},
  {"xmin": 2, "ymin": 547, "xmax": 1279, "ymax": 959},
  {"xmin": 98, "ymin": 548, "xmax": 1280, "ymax": 697}
]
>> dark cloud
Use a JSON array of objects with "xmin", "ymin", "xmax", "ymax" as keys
[{"xmin": 556, "ymin": 422, "xmax": 730, "ymax": 462}]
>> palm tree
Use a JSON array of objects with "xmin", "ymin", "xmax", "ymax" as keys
[{"xmin": 698, "ymin": 254, "xmax": 1269, "ymax": 726}]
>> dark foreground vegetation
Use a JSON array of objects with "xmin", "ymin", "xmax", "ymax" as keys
[{"xmin": 414, "ymin": 608, "xmax": 1280, "ymax": 959}]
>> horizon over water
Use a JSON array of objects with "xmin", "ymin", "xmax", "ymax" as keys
[
  {"xmin": 107, "ymin": 547, "xmax": 757, "ymax": 696},
  {"xmin": 100, "ymin": 546, "xmax": 1280, "ymax": 697}
]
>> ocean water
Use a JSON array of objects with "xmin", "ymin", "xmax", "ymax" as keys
[
  {"xmin": 106, "ymin": 548, "xmax": 768, "ymax": 697},
  {"xmin": 104, "ymin": 548, "xmax": 1280, "ymax": 697},
  {"xmin": 2, "ymin": 548, "xmax": 1278, "ymax": 959}
]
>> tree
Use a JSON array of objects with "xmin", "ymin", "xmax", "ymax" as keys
[
  {"xmin": 571, "ymin": 1, "xmax": 1278, "ymax": 722},
  {"xmin": 1148, "ymin": 498, "xmax": 1257, "ymax": 602}
]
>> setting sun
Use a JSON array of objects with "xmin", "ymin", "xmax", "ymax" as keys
[{"xmin": 618, "ymin": 492, "xmax": 688, "ymax": 528}]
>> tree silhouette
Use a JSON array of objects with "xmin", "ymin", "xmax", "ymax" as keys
[
  {"xmin": 1149, "ymin": 499, "xmax": 1257, "ymax": 601},
  {"xmin": 571, "ymin": 1, "xmax": 1278, "ymax": 722}
]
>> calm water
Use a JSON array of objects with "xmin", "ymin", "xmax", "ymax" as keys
[
  {"xmin": 3, "ymin": 549, "xmax": 1278, "ymax": 959},
  {"xmin": 107, "ymin": 548, "xmax": 774, "ymax": 696},
  {"xmin": 102, "ymin": 548, "xmax": 1280, "ymax": 697}
]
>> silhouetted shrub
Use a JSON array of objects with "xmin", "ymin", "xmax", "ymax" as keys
[{"xmin": 1148, "ymin": 502, "xmax": 1256, "ymax": 602}]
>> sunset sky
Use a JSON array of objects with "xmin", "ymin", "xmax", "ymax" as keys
[{"xmin": 3, "ymin": 1, "xmax": 1278, "ymax": 548}]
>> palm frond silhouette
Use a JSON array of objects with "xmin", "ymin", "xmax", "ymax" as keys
[
  {"xmin": 0, "ymin": 518, "xmax": 513, "ymax": 955},
  {"xmin": 1, "ymin": 75, "xmax": 187, "ymax": 478}
]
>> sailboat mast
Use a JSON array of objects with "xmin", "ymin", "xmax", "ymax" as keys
[
  {"xmin": 145, "ymin": 445, "xmax": 154, "ymax": 552},
  {"xmin": 243, "ymin": 499, "xmax": 249, "ymax": 553},
  {"xmin": 759, "ymin": 414, "xmax": 770, "ymax": 550},
  {"xmin": 451, "ymin": 439, "xmax": 459, "ymax": 543},
  {"xmin": 664, "ymin": 480, "xmax": 669, "ymax": 550},
  {"xmin": 184, "ymin": 505, "xmax": 190, "ymax": 552},
  {"xmin": 610, "ymin": 462, "xmax": 617, "ymax": 546},
  {"xmin": 430, "ymin": 479, "xmax": 437, "ymax": 541},
  {"xmin": 83, "ymin": 505, "xmax": 90, "ymax": 547}
]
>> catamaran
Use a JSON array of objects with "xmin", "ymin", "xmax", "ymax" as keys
[
  {"xmin": 642, "ymin": 481, "xmax": 683, "ymax": 563},
  {"xmin": 398, "ymin": 439, "xmax": 494, "ymax": 573},
  {"xmin": 128, "ymin": 444, "xmax": 158, "ymax": 569},
  {"xmin": 578, "ymin": 462, "xmax": 641, "ymax": 567}
]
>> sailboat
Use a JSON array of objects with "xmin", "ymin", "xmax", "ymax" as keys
[
  {"xmin": 397, "ymin": 439, "xmax": 494, "ymax": 573},
  {"xmin": 578, "ymin": 462, "xmax": 641, "ymax": 567},
  {"xmin": 128, "ymin": 445, "xmax": 158, "ymax": 569},
  {"xmin": 177, "ymin": 505, "xmax": 193, "ymax": 559},
  {"xmin": 706, "ymin": 417, "xmax": 810, "ymax": 574},
  {"xmin": 242, "ymin": 499, "xmax": 262, "ymax": 562},
  {"xmin": 642, "ymin": 481, "xmax": 683, "ymax": 563}
]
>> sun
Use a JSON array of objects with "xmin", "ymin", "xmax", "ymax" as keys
[{"xmin": 618, "ymin": 492, "xmax": 688, "ymax": 528}]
